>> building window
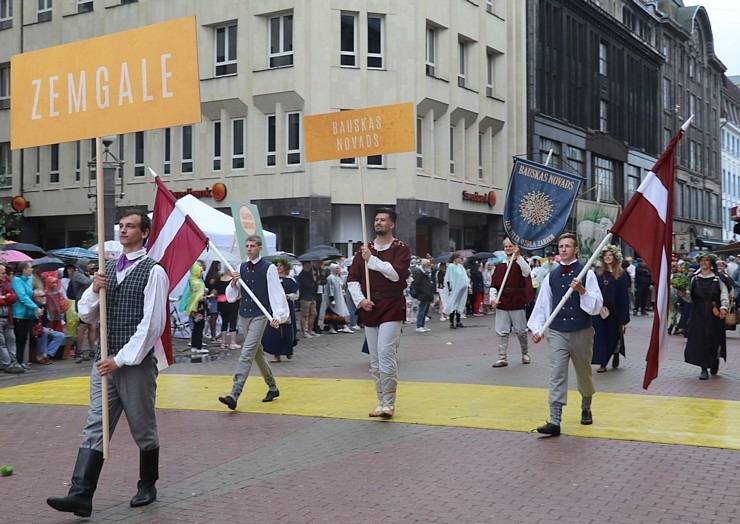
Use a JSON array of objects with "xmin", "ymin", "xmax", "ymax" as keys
[
  {"xmin": 0, "ymin": 0, "xmax": 11, "ymax": 29},
  {"xmin": 74, "ymin": 141, "xmax": 81, "ymax": 182},
  {"xmin": 286, "ymin": 111, "xmax": 301, "ymax": 165},
  {"xmin": 340, "ymin": 13, "xmax": 357, "ymax": 67},
  {"xmin": 627, "ymin": 164, "xmax": 640, "ymax": 200},
  {"xmin": 77, "ymin": 0, "xmax": 92, "ymax": 13},
  {"xmin": 689, "ymin": 141, "xmax": 697, "ymax": 171},
  {"xmin": 35, "ymin": 146, "xmax": 41, "ymax": 185},
  {"xmin": 0, "ymin": 142, "xmax": 11, "ymax": 188},
  {"xmin": 37, "ymin": 0, "xmax": 52, "ymax": 22},
  {"xmin": 564, "ymin": 146, "xmax": 583, "ymax": 176},
  {"xmin": 135, "ymin": 131, "xmax": 145, "ymax": 177},
  {"xmin": 458, "ymin": 40, "xmax": 467, "ymax": 87},
  {"xmin": 539, "ymin": 138, "xmax": 560, "ymax": 168},
  {"xmin": 212, "ymin": 121, "xmax": 221, "ymax": 172},
  {"xmin": 593, "ymin": 156, "xmax": 615, "ymax": 202},
  {"xmin": 662, "ymin": 35, "xmax": 671, "ymax": 63},
  {"xmin": 340, "ymin": 156, "xmax": 357, "ymax": 167},
  {"xmin": 49, "ymin": 144, "xmax": 60, "ymax": 183},
  {"xmin": 0, "ymin": 63, "xmax": 9, "ymax": 109},
  {"xmin": 663, "ymin": 78, "xmax": 672, "ymax": 111},
  {"xmin": 367, "ymin": 15, "xmax": 384, "ymax": 69},
  {"xmin": 449, "ymin": 126, "xmax": 455, "ymax": 175},
  {"xmin": 269, "ymin": 13, "xmax": 293, "ymax": 68},
  {"xmin": 368, "ymin": 155, "xmax": 384, "ymax": 168},
  {"xmin": 486, "ymin": 0, "xmax": 493, "ymax": 13},
  {"xmin": 266, "ymin": 114, "xmax": 276, "ymax": 166},
  {"xmin": 163, "ymin": 128, "xmax": 171, "ymax": 175},
  {"xmin": 486, "ymin": 52, "xmax": 494, "ymax": 97},
  {"xmin": 215, "ymin": 25, "xmax": 237, "ymax": 76},
  {"xmin": 232, "ymin": 117, "xmax": 245, "ymax": 169},
  {"xmin": 117, "ymin": 134, "xmax": 124, "ymax": 178},
  {"xmin": 416, "ymin": 117, "xmax": 423, "ymax": 169},
  {"xmin": 426, "ymin": 26, "xmax": 436, "ymax": 76},
  {"xmin": 599, "ymin": 100, "xmax": 608, "ymax": 132},
  {"xmin": 181, "ymin": 125, "xmax": 193, "ymax": 173},
  {"xmin": 478, "ymin": 133, "xmax": 483, "ymax": 179},
  {"xmin": 599, "ymin": 42, "xmax": 607, "ymax": 76}
]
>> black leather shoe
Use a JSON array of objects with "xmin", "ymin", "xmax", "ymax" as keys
[
  {"xmin": 450, "ymin": 324, "xmax": 456, "ymax": 329},
  {"xmin": 536, "ymin": 422, "xmax": 561, "ymax": 436},
  {"xmin": 581, "ymin": 410, "xmax": 593, "ymax": 425},
  {"xmin": 218, "ymin": 395, "xmax": 237, "ymax": 410},
  {"xmin": 456, "ymin": 323, "xmax": 465, "ymax": 328},
  {"xmin": 262, "ymin": 389, "xmax": 280, "ymax": 402},
  {"xmin": 699, "ymin": 369, "xmax": 709, "ymax": 380}
]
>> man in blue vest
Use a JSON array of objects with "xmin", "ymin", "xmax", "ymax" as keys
[
  {"xmin": 218, "ymin": 234, "xmax": 289, "ymax": 410},
  {"xmin": 47, "ymin": 209, "xmax": 169, "ymax": 517},
  {"xmin": 527, "ymin": 233, "xmax": 603, "ymax": 436}
]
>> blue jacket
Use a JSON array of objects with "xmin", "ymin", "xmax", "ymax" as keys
[{"xmin": 11, "ymin": 275, "xmax": 37, "ymax": 320}]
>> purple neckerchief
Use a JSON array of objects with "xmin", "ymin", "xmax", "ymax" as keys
[{"xmin": 116, "ymin": 253, "xmax": 143, "ymax": 273}]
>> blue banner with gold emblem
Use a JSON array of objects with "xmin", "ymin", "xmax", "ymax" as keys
[{"xmin": 503, "ymin": 158, "xmax": 584, "ymax": 250}]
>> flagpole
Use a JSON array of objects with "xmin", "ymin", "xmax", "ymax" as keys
[
  {"xmin": 95, "ymin": 137, "xmax": 111, "ymax": 459},
  {"xmin": 534, "ymin": 233, "xmax": 613, "ymax": 337},
  {"xmin": 359, "ymin": 157, "xmax": 371, "ymax": 299}
]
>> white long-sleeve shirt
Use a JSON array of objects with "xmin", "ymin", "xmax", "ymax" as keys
[
  {"xmin": 490, "ymin": 256, "xmax": 531, "ymax": 302},
  {"xmin": 78, "ymin": 249, "xmax": 169, "ymax": 368},
  {"xmin": 347, "ymin": 241, "xmax": 400, "ymax": 306},
  {"xmin": 527, "ymin": 261, "xmax": 603, "ymax": 335},
  {"xmin": 225, "ymin": 257, "xmax": 290, "ymax": 322}
]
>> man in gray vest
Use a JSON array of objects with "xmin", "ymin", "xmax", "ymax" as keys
[
  {"xmin": 47, "ymin": 209, "xmax": 169, "ymax": 517},
  {"xmin": 527, "ymin": 233, "xmax": 603, "ymax": 436},
  {"xmin": 218, "ymin": 234, "xmax": 289, "ymax": 410}
]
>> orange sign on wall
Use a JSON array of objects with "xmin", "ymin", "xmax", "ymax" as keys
[
  {"xmin": 10, "ymin": 17, "xmax": 201, "ymax": 150},
  {"xmin": 303, "ymin": 102, "xmax": 415, "ymax": 162}
]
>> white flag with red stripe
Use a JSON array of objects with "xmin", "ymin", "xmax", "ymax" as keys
[
  {"xmin": 610, "ymin": 129, "xmax": 685, "ymax": 389},
  {"xmin": 147, "ymin": 175, "xmax": 209, "ymax": 369}
]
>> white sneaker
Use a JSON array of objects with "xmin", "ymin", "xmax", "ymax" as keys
[
  {"xmin": 310, "ymin": 332, "xmax": 321, "ymax": 337},
  {"xmin": 351, "ymin": 325, "xmax": 361, "ymax": 330},
  {"xmin": 341, "ymin": 327, "xmax": 353, "ymax": 333},
  {"xmin": 416, "ymin": 327, "xmax": 426, "ymax": 333},
  {"xmin": 302, "ymin": 332, "xmax": 314, "ymax": 338},
  {"xmin": 423, "ymin": 327, "xmax": 431, "ymax": 332},
  {"xmin": 329, "ymin": 328, "xmax": 338, "ymax": 334}
]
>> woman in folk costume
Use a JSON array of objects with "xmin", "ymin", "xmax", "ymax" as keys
[
  {"xmin": 443, "ymin": 253, "xmax": 470, "ymax": 329},
  {"xmin": 263, "ymin": 257, "xmax": 299, "ymax": 363},
  {"xmin": 684, "ymin": 253, "xmax": 729, "ymax": 380},
  {"xmin": 43, "ymin": 271, "xmax": 68, "ymax": 333},
  {"xmin": 591, "ymin": 245, "xmax": 630, "ymax": 373},
  {"xmin": 319, "ymin": 263, "xmax": 351, "ymax": 334},
  {"xmin": 184, "ymin": 264, "xmax": 207, "ymax": 351}
]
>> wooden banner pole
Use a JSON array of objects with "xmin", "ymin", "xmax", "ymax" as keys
[
  {"xmin": 95, "ymin": 137, "xmax": 111, "ymax": 459},
  {"xmin": 359, "ymin": 158, "xmax": 371, "ymax": 299}
]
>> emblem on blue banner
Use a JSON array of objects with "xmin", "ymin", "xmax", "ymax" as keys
[{"xmin": 503, "ymin": 157, "xmax": 584, "ymax": 250}]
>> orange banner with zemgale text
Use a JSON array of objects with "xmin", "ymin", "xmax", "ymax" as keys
[
  {"xmin": 304, "ymin": 102, "xmax": 415, "ymax": 162},
  {"xmin": 10, "ymin": 17, "xmax": 201, "ymax": 150}
]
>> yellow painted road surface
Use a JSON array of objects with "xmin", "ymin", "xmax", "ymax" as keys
[{"xmin": 1, "ymin": 375, "xmax": 738, "ymax": 450}]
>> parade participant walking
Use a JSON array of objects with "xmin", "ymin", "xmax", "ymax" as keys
[
  {"xmin": 47, "ymin": 209, "xmax": 169, "ymax": 517},
  {"xmin": 591, "ymin": 245, "xmax": 631, "ymax": 372},
  {"xmin": 491, "ymin": 237, "xmax": 533, "ymax": 367},
  {"xmin": 527, "ymin": 233, "xmax": 603, "ymax": 436},
  {"xmin": 348, "ymin": 208, "xmax": 411, "ymax": 418},
  {"xmin": 443, "ymin": 253, "xmax": 469, "ymax": 329},
  {"xmin": 218, "ymin": 235, "xmax": 289, "ymax": 410},
  {"xmin": 684, "ymin": 253, "xmax": 729, "ymax": 380},
  {"xmin": 263, "ymin": 257, "xmax": 299, "ymax": 363}
]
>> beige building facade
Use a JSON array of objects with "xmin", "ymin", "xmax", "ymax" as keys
[{"xmin": 0, "ymin": 0, "xmax": 526, "ymax": 256}]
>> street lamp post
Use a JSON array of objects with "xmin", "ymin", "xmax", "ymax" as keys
[{"xmin": 88, "ymin": 136, "xmax": 124, "ymax": 241}]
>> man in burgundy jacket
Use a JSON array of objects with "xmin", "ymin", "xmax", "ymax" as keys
[{"xmin": 491, "ymin": 237, "xmax": 534, "ymax": 368}]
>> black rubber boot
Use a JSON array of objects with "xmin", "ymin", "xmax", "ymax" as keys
[
  {"xmin": 47, "ymin": 448, "xmax": 104, "ymax": 517},
  {"xmin": 130, "ymin": 447, "xmax": 159, "ymax": 507}
]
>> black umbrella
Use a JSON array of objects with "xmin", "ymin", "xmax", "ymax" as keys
[
  {"xmin": 30, "ymin": 257, "xmax": 65, "ymax": 272},
  {"xmin": 303, "ymin": 245, "xmax": 343, "ymax": 260},
  {"xmin": 1, "ymin": 242, "xmax": 48, "ymax": 259},
  {"xmin": 432, "ymin": 252, "xmax": 453, "ymax": 264},
  {"xmin": 472, "ymin": 252, "xmax": 495, "ymax": 260}
]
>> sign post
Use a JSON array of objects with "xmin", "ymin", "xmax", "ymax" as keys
[
  {"xmin": 303, "ymin": 102, "xmax": 415, "ymax": 295},
  {"xmin": 10, "ymin": 17, "xmax": 201, "ymax": 458}
]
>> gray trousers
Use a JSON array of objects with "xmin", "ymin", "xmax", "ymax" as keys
[
  {"xmin": 230, "ymin": 315, "xmax": 277, "ymax": 400},
  {"xmin": 81, "ymin": 353, "xmax": 159, "ymax": 452},
  {"xmin": 546, "ymin": 328, "xmax": 596, "ymax": 406},
  {"xmin": 0, "ymin": 317, "xmax": 19, "ymax": 368},
  {"xmin": 494, "ymin": 309, "xmax": 529, "ymax": 358},
  {"xmin": 365, "ymin": 321, "xmax": 402, "ymax": 405}
]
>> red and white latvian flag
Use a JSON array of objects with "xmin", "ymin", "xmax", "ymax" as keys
[
  {"xmin": 610, "ymin": 128, "xmax": 686, "ymax": 389},
  {"xmin": 147, "ymin": 175, "xmax": 209, "ymax": 369}
]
